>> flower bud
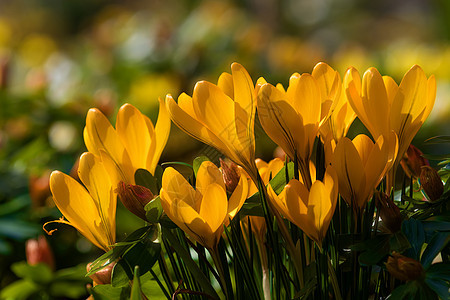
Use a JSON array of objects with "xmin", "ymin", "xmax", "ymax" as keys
[
  {"xmin": 400, "ymin": 144, "xmax": 429, "ymax": 179},
  {"xmin": 87, "ymin": 261, "xmax": 115, "ymax": 285},
  {"xmin": 26, "ymin": 236, "xmax": 55, "ymax": 270},
  {"xmin": 375, "ymin": 192, "xmax": 402, "ymax": 233},
  {"xmin": 29, "ymin": 171, "xmax": 51, "ymax": 208},
  {"xmin": 385, "ymin": 252, "xmax": 424, "ymax": 281},
  {"xmin": 420, "ymin": 166, "xmax": 444, "ymax": 202},
  {"xmin": 220, "ymin": 158, "xmax": 241, "ymax": 193},
  {"xmin": 116, "ymin": 181, "xmax": 154, "ymax": 221}
]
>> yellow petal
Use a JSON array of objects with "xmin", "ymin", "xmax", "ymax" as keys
[
  {"xmin": 78, "ymin": 152, "xmax": 116, "ymax": 247},
  {"xmin": 199, "ymin": 183, "xmax": 228, "ymax": 234},
  {"xmin": 231, "ymin": 62, "xmax": 255, "ymax": 139},
  {"xmin": 257, "ymin": 84, "xmax": 304, "ymax": 161},
  {"xmin": 226, "ymin": 174, "xmax": 248, "ymax": 222},
  {"xmin": 193, "ymin": 81, "xmax": 237, "ymax": 143},
  {"xmin": 147, "ymin": 97, "xmax": 171, "ymax": 174},
  {"xmin": 84, "ymin": 108, "xmax": 134, "ymax": 183},
  {"xmin": 382, "ymin": 76, "xmax": 398, "ymax": 106},
  {"xmin": 332, "ymin": 137, "xmax": 365, "ymax": 206},
  {"xmin": 362, "ymin": 68, "xmax": 389, "ymax": 138},
  {"xmin": 217, "ymin": 72, "xmax": 234, "ymax": 99},
  {"xmin": 352, "ymin": 134, "xmax": 374, "ymax": 167},
  {"xmin": 286, "ymin": 74, "xmax": 321, "ymax": 125},
  {"xmin": 49, "ymin": 171, "xmax": 109, "ymax": 251},
  {"xmin": 116, "ymin": 104, "xmax": 151, "ymax": 171},
  {"xmin": 196, "ymin": 161, "xmax": 225, "ymax": 195},
  {"xmin": 166, "ymin": 94, "xmax": 231, "ymax": 159},
  {"xmin": 162, "ymin": 167, "xmax": 200, "ymax": 211}
]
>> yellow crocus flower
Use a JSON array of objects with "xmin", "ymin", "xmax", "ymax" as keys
[
  {"xmin": 45, "ymin": 152, "xmax": 116, "ymax": 252},
  {"xmin": 317, "ymin": 64, "xmax": 357, "ymax": 143},
  {"xmin": 345, "ymin": 65, "xmax": 436, "ymax": 172},
  {"xmin": 331, "ymin": 134, "xmax": 395, "ymax": 210},
  {"xmin": 257, "ymin": 70, "xmax": 321, "ymax": 188},
  {"xmin": 165, "ymin": 63, "xmax": 257, "ymax": 181},
  {"xmin": 160, "ymin": 161, "xmax": 248, "ymax": 249},
  {"xmin": 267, "ymin": 166, "xmax": 338, "ymax": 247},
  {"xmin": 83, "ymin": 100, "xmax": 170, "ymax": 187}
]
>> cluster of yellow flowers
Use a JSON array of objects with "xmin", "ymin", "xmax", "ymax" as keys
[{"xmin": 45, "ymin": 62, "xmax": 436, "ymax": 254}]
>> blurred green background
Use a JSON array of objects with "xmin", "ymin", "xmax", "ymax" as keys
[{"xmin": 0, "ymin": 0, "xmax": 449, "ymax": 298}]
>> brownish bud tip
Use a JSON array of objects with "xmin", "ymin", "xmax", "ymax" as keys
[
  {"xmin": 375, "ymin": 192, "xmax": 402, "ymax": 233},
  {"xmin": 420, "ymin": 166, "xmax": 444, "ymax": 202},
  {"xmin": 400, "ymin": 144, "xmax": 429, "ymax": 179},
  {"xmin": 116, "ymin": 181, "xmax": 154, "ymax": 221},
  {"xmin": 220, "ymin": 158, "xmax": 240, "ymax": 193},
  {"xmin": 26, "ymin": 235, "xmax": 55, "ymax": 270},
  {"xmin": 385, "ymin": 252, "xmax": 424, "ymax": 281},
  {"xmin": 87, "ymin": 261, "xmax": 116, "ymax": 285}
]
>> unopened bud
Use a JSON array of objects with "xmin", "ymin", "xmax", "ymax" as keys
[
  {"xmin": 375, "ymin": 192, "xmax": 402, "ymax": 233},
  {"xmin": 400, "ymin": 144, "xmax": 429, "ymax": 179},
  {"xmin": 385, "ymin": 252, "xmax": 424, "ymax": 281},
  {"xmin": 26, "ymin": 236, "xmax": 55, "ymax": 270},
  {"xmin": 420, "ymin": 166, "xmax": 444, "ymax": 202},
  {"xmin": 116, "ymin": 181, "xmax": 154, "ymax": 221},
  {"xmin": 29, "ymin": 171, "xmax": 51, "ymax": 208},
  {"xmin": 87, "ymin": 261, "xmax": 115, "ymax": 285},
  {"xmin": 220, "ymin": 158, "xmax": 240, "ymax": 193}
]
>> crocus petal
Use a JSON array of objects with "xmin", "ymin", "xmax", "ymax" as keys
[
  {"xmin": 199, "ymin": 183, "xmax": 228, "ymax": 234},
  {"xmin": 147, "ymin": 97, "xmax": 171, "ymax": 174},
  {"xmin": 217, "ymin": 72, "xmax": 234, "ymax": 99},
  {"xmin": 49, "ymin": 171, "xmax": 109, "ymax": 251},
  {"xmin": 78, "ymin": 152, "xmax": 116, "ymax": 247},
  {"xmin": 84, "ymin": 108, "xmax": 134, "ymax": 184},
  {"xmin": 166, "ymin": 94, "xmax": 231, "ymax": 160},
  {"xmin": 196, "ymin": 161, "xmax": 225, "ymax": 195},
  {"xmin": 162, "ymin": 167, "xmax": 200, "ymax": 211},
  {"xmin": 116, "ymin": 104, "xmax": 152, "ymax": 172},
  {"xmin": 226, "ymin": 174, "xmax": 248, "ymax": 222}
]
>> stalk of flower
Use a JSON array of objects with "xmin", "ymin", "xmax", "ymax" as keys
[
  {"xmin": 44, "ymin": 152, "xmax": 116, "ymax": 253},
  {"xmin": 83, "ymin": 100, "xmax": 170, "ymax": 188},
  {"xmin": 165, "ymin": 62, "xmax": 258, "ymax": 182},
  {"xmin": 345, "ymin": 65, "xmax": 436, "ymax": 192},
  {"xmin": 257, "ymin": 69, "xmax": 322, "ymax": 189},
  {"xmin": 267, "ymin": 166, "xmax": 338, "ymax": 248},
  {"xmin": 160, "ymin": 161, "xmax": 247, "ymax": 296},
  {"xmin": 331, "ymin": 134, "xmax": 396, "ymax": 211}
]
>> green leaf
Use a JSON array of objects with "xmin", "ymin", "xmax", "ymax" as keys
[
  {"xmin": 11, "ymin": 262, "xmax": 53, "ymax": 284},
  {"xmin": 0, "ymin": 279, "xmax": 40, "ymax": 300},
  {"xmin": 421, "ymin": 232, "xmax": 450, "ymax": 268},
  {"xmin": 0, "ymin": 237, "xmax": 12, "ymax": 255},
  {"xmin": 49, "ymin": 281, "xmax": 88, "ymax": 298},
  {"xmin": 193, "ymin": 156, "xmax": 210, "ymax": 176},
  {"xmin": 135, "ymin": 169, "xmax": 159, "ymax": 195},
  {"xmin": 402, "ymin": 219, "xmax": 425, "ymax": 261},
  {"xmin": 112, "ymin": 240, "xmax": 161, "ymax": 287},
  {"xmin": 144, "ymin": 196, "xmax": 164, "ymax": 223},
  {"xmin": 426, "ymin": 263, "xmax": 450, "ymax": 300},
  {"xmin": 424, "ymin": 278, "xmax": 449, "ymax": 300},
  {"xmin": 90, "ymin": 284, "xmax": 130, "ymax": 300},
  {"xmin": 389, "ymin": 281, "xmax": 438, "ymax": 300},
  {"xmin": 426, "ymin": 262, "xmax": 450, "ymax": 281},
  {"xmin": 162, "ymin": 227, "xmax": 220, "ymax": 299},
  {"xmin": 351, "ymin": 235, "xmax": 390, "ymax": 265},
  {"xmin": 0, "ymin": 219, "xmax": 40, "ymax": 240},
  {"xmin": 269, "ymin": 161, "xmax": 294, "ymax": 194},
  {"xmin": 389, "ymin": 232, "xmax": 411, "ymax": 253},
  {"xmin": 130, "ymin": 266, "xmax": 142, "ymax": 300},
  {"xmin": 111, "ymin": 260, "xmax": 131, "ymax": 287},
  {"xmin": 424, "ymin": 135, "xmax": 450, "ymax": 145}
]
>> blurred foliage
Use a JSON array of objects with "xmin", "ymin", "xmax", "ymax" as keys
[{"xmin": 0, "ymin": 0, "xmax": 449, "ymax": 298}]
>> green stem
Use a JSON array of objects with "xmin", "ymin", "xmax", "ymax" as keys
[{"xmin": 210, "ymin": 245, "xmax": 232, "ymax": 300}]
